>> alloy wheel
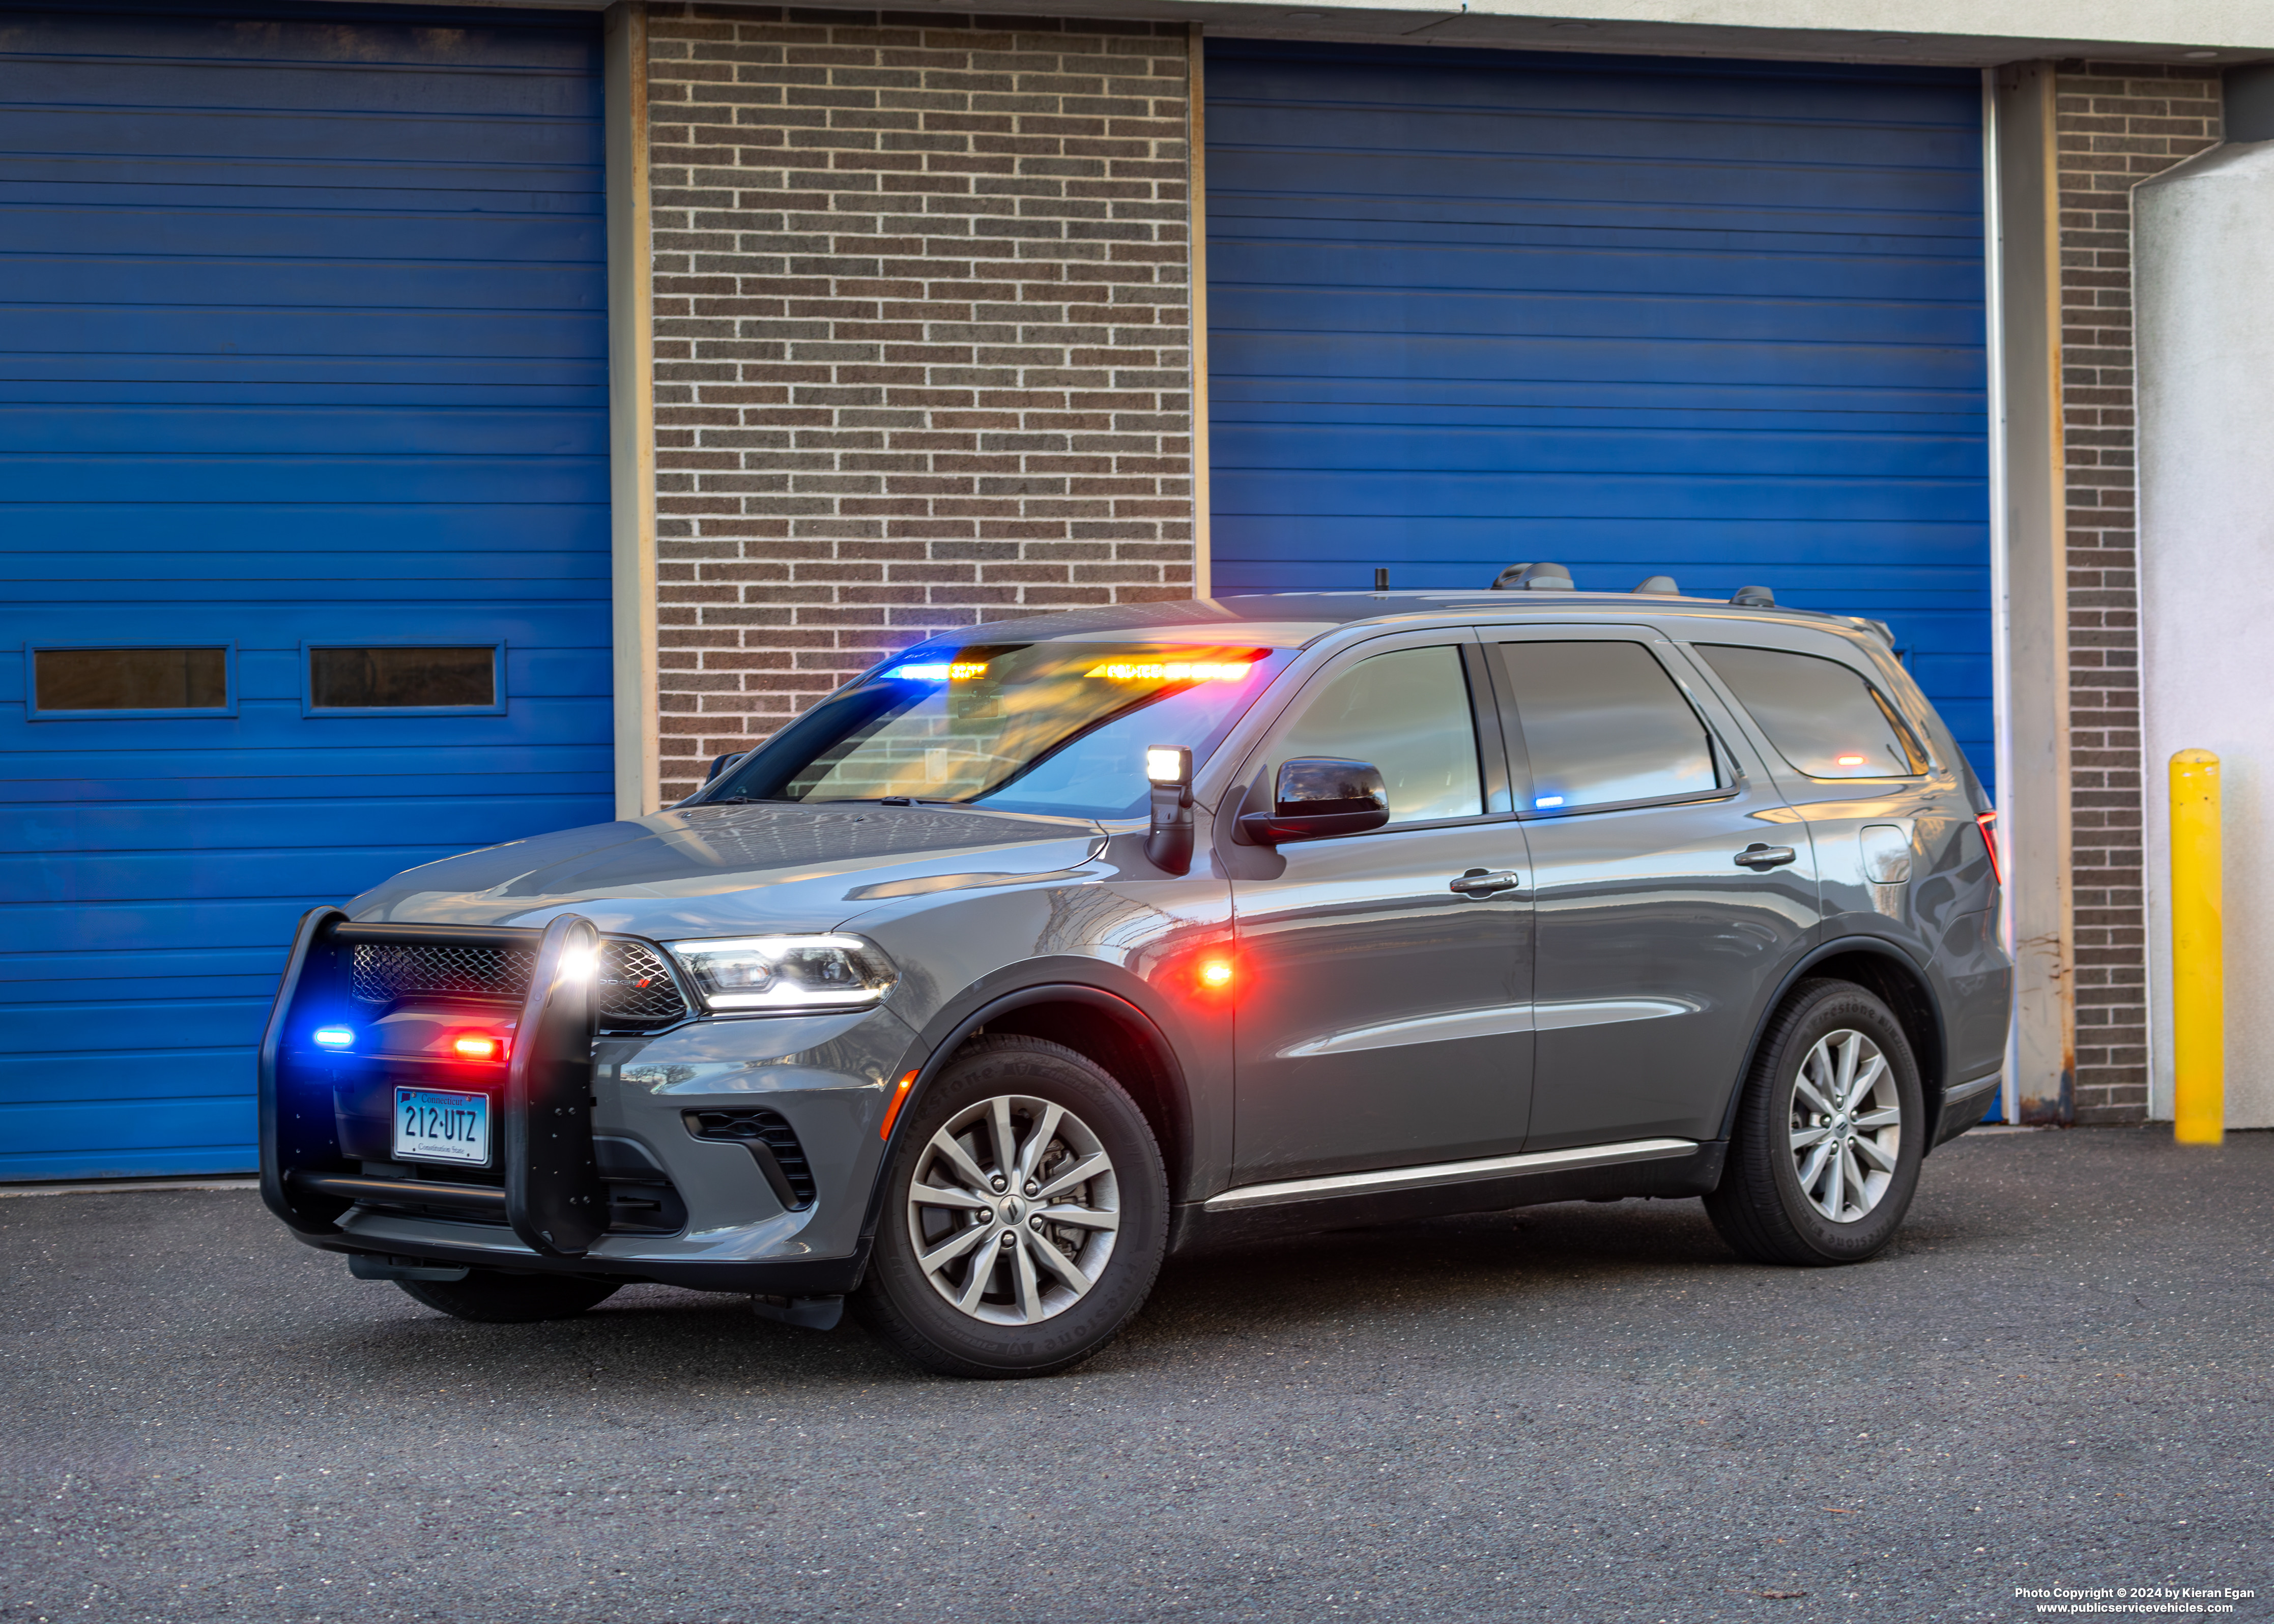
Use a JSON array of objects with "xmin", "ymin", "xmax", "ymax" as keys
[
  {"xmin": 1787, "ymin": 1027, "xmax": 1903, "ymax": 1224},
  {"xmin": 904, "ymin": 1093, "xmax": 1120, "ymax": 1326}
]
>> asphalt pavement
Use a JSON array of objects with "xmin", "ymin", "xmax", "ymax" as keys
[{"xmin": 3, "ymin": 1126, "xmax": 2269, "ymax": 1624}]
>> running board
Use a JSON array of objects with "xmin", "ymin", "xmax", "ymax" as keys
[{"xmin": 1202, "ymin": 1138, "xmax": 1700, "ymax": 1212}]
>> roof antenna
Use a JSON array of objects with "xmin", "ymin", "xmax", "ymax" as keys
[
  {"xmin": 1633, "ymin": 575, "xmax": 1679, "ymax": 596},
  {"xmin": 1494, "ymin": 561, "xmax": 1574, "ymax": 591},
  {"xmin": 1374, "ymin": 567, "xmax": 1388, "ymax": 593},
  {"xmin": 1730, "ymin": 584, "xmax": 1776, "ymax": 607}
]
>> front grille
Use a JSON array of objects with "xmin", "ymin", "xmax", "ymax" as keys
[
  {"xmin": 351, "ymin": 939, "xmax": 689, "ymax": 1030},
  {"xmin": 686, "ymin": 1108, "xmax": 816, "ymax": 1208}
]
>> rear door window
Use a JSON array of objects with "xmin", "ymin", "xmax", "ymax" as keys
[
  {"xmin": 1491, "ymin": 641, "xmax": 1720, "ymax": 811},
  {"xmin": 1694, "ymin": 643, "xmax": 1927, "ymax": 779}
]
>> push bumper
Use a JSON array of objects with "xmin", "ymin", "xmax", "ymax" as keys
[{"xmin": 258, "ymin": 908, "xmax": 915, "ymax": 1293}]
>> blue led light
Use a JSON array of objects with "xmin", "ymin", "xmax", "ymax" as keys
[
  {"xmin": 312, "ymin": 1025, "xmax": 355, "ymax": 1050},
  {"xmin": 1534, "ymin": 795, "xmax": 1566, "ymax": 809},
  {"xmin": 885, "ymin": 662, "xmax": 952, "ymax": 682}
]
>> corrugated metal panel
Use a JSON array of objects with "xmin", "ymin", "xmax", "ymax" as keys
[
  {"xmin": 1205, "ymin": 41, "xmax": 1992, "ymax": 782},
  {"xmin": 0, "ymin": 7, "xmax": 610, "ymax": 1180}
]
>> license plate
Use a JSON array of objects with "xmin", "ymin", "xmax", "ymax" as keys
[{"xmin": 393, "ymin": 1087, "xmax": 491, "ymax": 1167}]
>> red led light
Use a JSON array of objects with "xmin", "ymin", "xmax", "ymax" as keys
[
  {"xmin": 1976, "ymin": 810, "xmax": 2003, "ymax": 885},
  {"xmin": 1198, "ymin": 958, "xmax": 1234, "ymax": 991},
  {"xmin": 452, "ymin": 1033, "xmax": 505, "ymax": 1062}
]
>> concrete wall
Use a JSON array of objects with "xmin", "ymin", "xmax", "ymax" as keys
[{"xmin": 2136, "ymin": 135, "xmax": 2274, "ymax": 1129}]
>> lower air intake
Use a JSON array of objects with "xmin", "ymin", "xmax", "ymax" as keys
[{"xmin": 684, "ymin": 1108, "xmax": 817, "ymax": 1209}]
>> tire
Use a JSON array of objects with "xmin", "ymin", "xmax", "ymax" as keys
[
  {"xmin": 852, "ymin": 1035, "xmax": 1168, "ymax": 1379},
  {"xmin": 395, "ymin": 1269, "xmax": 621, "ymax": 1323},
  {"xmin": 1705, "ymin": 978, "xmax": 1926, "ymax": 1267}
]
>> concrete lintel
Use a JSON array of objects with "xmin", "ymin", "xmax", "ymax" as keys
[
  {"xmin": 1990, "ymin": 62, "xmax": 2077, "ymax": 1125},
  {"xmin": 605, "ymin": 1, "xmax": 660, "ymax": 820}
]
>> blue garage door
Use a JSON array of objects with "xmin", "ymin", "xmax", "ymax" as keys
[
  {"xmin": 0, "ymin": 7, "xmax": 612, "ymax": 1180},
  {"xmin": 1205, "ymin": 41, "xmax": 1992, "ymax": 781}
]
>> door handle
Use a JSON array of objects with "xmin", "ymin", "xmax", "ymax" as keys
[
  {"xmin": 1450, "ymin": 868, "xmax": 1523, "ymax": 896},
  {"xmin": 1734, "ymin": 844, "xmax": 1798, "ymax": 871}
]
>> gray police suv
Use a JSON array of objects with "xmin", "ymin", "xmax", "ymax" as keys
[{"xmin": 260, "ymin": 585, "xmax": 2010, "ymax": 1378}]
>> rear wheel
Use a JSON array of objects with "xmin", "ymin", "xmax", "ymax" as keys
[
  {"xmin": 395, "ymin": 1269, "xmax": 620, "ymax": 1323},
  {"xmin": 1705, "ymin": 978, "xmax": 1925, "ymax": 1267},
  {"xmin": 853, "ymin": 1035, "xmax": 1168, "ymax": 1378}
]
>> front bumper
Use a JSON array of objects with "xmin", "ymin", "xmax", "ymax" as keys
[{"xmin": 258, "ymin": 908, "xmax": 917, "ymax": 1292}]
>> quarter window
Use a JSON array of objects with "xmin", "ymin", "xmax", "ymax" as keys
[
  {"xmin": 33, "ymin": 647, "xmax": 228, "ymax": 712},
  {"xmin": 1274, "ymin": 645, "xmax": 1483, "ymax": 824},
  {"xmin": 1694, "ymin": 644, "xmax": 1927, "ymax": 778},
  {"xmin": 1494, "ymin": 641, "xmax": 1718, "ymax": 811}
]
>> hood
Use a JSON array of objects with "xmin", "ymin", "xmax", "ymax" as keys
[{"xmin": 347, "ymin": 801, "xmax": 1102, "ymax": 938}]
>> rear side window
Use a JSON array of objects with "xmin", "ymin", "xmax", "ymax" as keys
[
  {"xmin": 1275, "ymin": 645, "xmax": 1483, "ymax": 824},
  {"xmin": 1493, "ymin": 641, "xmax": 1718, "ymax": 811},
  {"xmin": 1695, "ymin": 644, "xmax": 1927, "ymax": 779}
]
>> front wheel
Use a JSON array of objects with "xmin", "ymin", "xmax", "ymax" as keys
[
  {"xmin": 852, "ymin": 1035, "xmax": 1168, "ymax": 1378},
  {"xmin": 1705, "ymin": 978, "xmax": 1925, "ymax": 1267}
]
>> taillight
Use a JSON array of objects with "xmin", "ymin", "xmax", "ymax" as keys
[{"xmin": 1976, "ymin": 810, "xmax": 2002, "ymax": 885}]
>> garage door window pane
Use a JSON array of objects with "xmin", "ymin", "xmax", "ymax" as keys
[
  {"xmin": 1695, "ymin": 644, "xmax": 1926, "ymax": 778},
  {"xmin": 1276, "ymin": 645, "xmax": 1483, "ymax": 823},
  {"xmin": 310, "ymin": 647, "xmax": 496, "ymax": 710},
  {"xmin": 1496, "ymin": 642, "xmax": 1717, "ymax": 810},
  {"xmin": 34, "ymin": 647, "xmax": 227, "ymax": 711}
]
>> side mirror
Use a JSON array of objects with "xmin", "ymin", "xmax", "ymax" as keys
[
  {"xmin": 1144, "ymin": 745, "xmax": 1194, "ymax": 875},
  {"xmin": 1239, "ymin": 758, "xmax": 1391, "ymax": 845},
  {"xmin": 706, "ymin": 751, "xmax": 745, "ymax": 784}
]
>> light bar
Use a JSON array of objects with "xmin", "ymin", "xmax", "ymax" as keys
[
  {"xmin": 885, "ymin": 660, "xmax": 987, "ymax": 682},
  {"xmin": 1085, "ymin": 661, "xmax": 1252, "ymax": 683}
]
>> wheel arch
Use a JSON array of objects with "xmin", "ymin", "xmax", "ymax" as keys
[
  {"xmin": 1717, "ymin": 938, "xmax": 1950, "ymax": 1154},
  {"xmin": 860, "ymin": 982, "xmax": 1196, "ymax": 1244}
]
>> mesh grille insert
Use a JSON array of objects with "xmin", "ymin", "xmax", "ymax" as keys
[
  {"xmin": 686, "ymin": 1108, "xmax": 817, "ymax": 1209},
  {"xmin": 351, "ymin": 939, "xmax": 688, "ymax": 1030}
]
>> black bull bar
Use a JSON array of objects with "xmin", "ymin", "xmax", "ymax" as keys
[{"xmin": 258, "ymin": 909, "xmax": 614, "ymax": 1259}]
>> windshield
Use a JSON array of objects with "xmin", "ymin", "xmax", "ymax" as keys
[{"xmin": 702, "ymin": 642, "xmax": 1292, "ymax": 820}]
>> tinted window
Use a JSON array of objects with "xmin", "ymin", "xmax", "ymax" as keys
[
  {"xmin": 1276, "ymin": 645, "xmax": 1482, "ymax": 823},
  {"xmin": 1495, "ymin": 641, "xmax": 1717, "ymax": 810},
  {"xmin": 34, "ymin": 647, "xmax": 226, "ymax": 711},
  {"xmin": 708, "ymin": 642, "xmax": 1294, "ymax": 820},
  {"xmin": 1695, "ymin": 644, "xmax": 1926, "ymax": 778},
  {"xmin": 309, "ymin": 647, "xmax": 496, "ymax": 709}
]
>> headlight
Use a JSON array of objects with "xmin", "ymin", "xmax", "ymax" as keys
[{"xmin": 664, "ymin": 935, "xmax": 898, "ymax": 1013}]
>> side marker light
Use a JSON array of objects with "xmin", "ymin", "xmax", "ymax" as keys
[
  {"xmin": 1835, "ymin": 753, "xmax": 1868, "ymax": 768},
  {"xmin": 1199, "ymin": 958, "xmax": 1234, "ymax": 991},
  {"xmin": 1534, "ymin": 795, "xmax": 1566, "ymax": 809},
  {"xmin": 880, "ymin": 1069, "xmax": 919, "ymax": 1140},
  {"xmin": 312, "ymin": 1026, "xmax": 354, "ymax": 1051}
]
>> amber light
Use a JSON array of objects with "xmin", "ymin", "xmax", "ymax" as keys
[
  {"xmin": 1835, "ymin": 753, "xmax": 1868, "ymax": 767},
  {"xmin": 879, "ymin": 1069, "xmax": 918, "ymax": 1141},
  {"xmin": 452, "ymin": 1034, "xmax": 506, "ymax": 1062}
]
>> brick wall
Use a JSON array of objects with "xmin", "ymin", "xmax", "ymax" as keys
[
  {"xmin": 644, "ymin": 5, "xmax": 1198, "ymax": 802},
  {"xmin": 2055, "ymin": 63, "xmax": 2221, "ymax": 1122}
]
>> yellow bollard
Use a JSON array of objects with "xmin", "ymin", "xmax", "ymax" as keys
[{"xmin": 2169, "ymin": 749, "xmax": 2224, "ymax": 1144}]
